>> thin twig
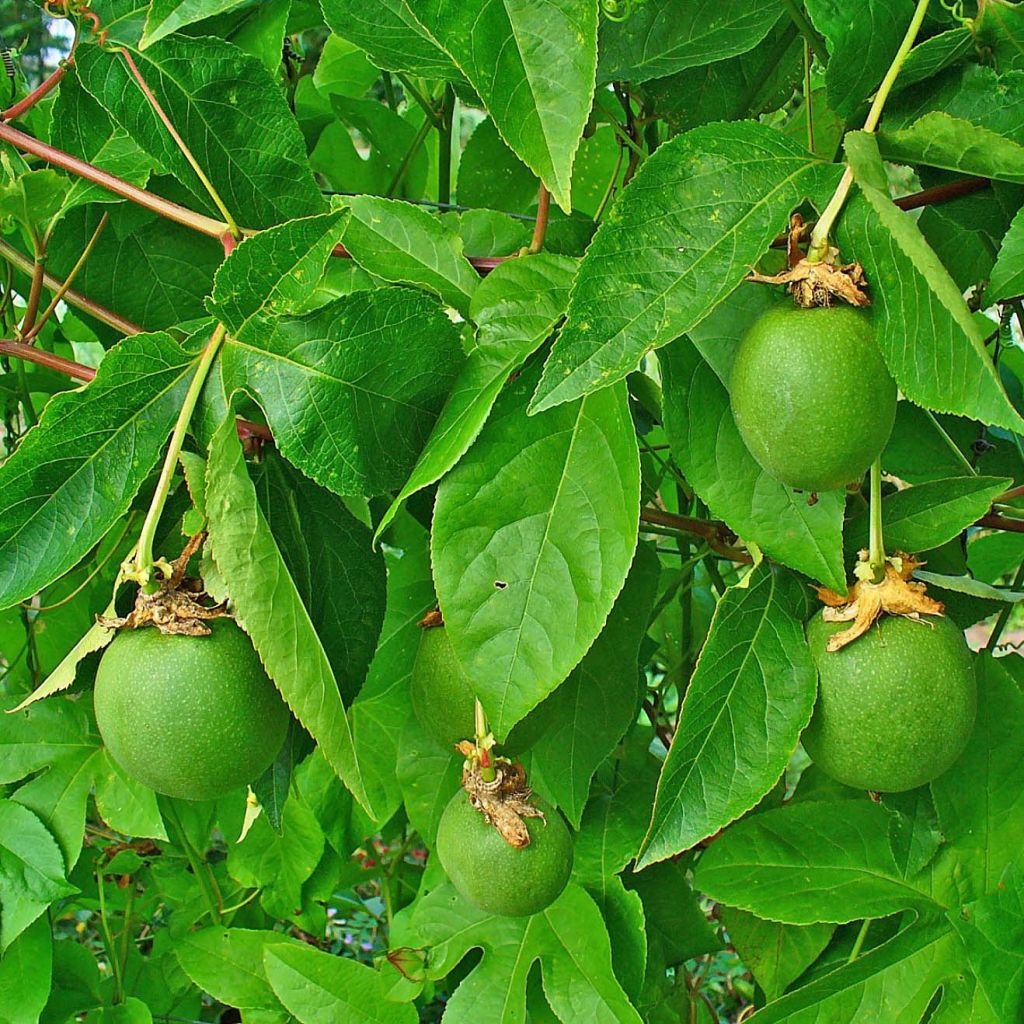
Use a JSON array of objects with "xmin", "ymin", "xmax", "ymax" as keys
[{"xmin": 528, "ymin": 185, "xmax": 551, "ymax": 254}]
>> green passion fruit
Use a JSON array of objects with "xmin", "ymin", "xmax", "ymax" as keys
[
  {"xmin": 94, "ymin": 619, "xmax": 289, "ymax": 801},
  {"xmin": 410, "ymin": 626, "xmax": 476, "ymax": 749},
  {"xmin": 436, "ymin": 790, "xmax": 574, "ymax": 917},
  {"xmin": 730, "ymin": 304, "xmax": 897, "ymax": 492},
  {"xmin": 803, "ymin": 613, "xmax": 976, "ymax": 792}
]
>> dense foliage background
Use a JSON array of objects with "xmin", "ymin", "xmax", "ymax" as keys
[{"xmin": 2, "ymin": 0, "xmax": 1024, "ymax": 1021}]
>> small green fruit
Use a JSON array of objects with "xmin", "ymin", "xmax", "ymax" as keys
[
  {"xmin": 410, "ymin": 626, "xmax": 476, "ymax": 749},
  {"xmin": 730, "ymin": 304, "xmax": 897, "ymax": 492},
  {"xmin": 436, "ymin": 790, "xmax": 574, "ymax": 917},
  {"xmin": 803, "ymin": 613, "xmax": 976, "ymax": 792},
  {"xmin": 94, "ymin": 619, "xmax": 289, "ymax": 801}
]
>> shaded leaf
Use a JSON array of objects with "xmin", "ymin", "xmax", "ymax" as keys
[
  {"xmin": 396, "ymin": 715, "xmax": 460, "ymax": 848},
  {"xmin": 0, "ymin": 916, "xmax": 52, "ymax": 1024},
  {"xmin": 142, "ymin": 0, "xmax": 252, "ymax": 48},
  {"xmin": 638, "ymin": 565, "xmax": 818, "ymax": 867},
  {"xmin": 988, "ymin": 205, "xmax": 1024, "ymax": 303},
  {"xmin": 531, "ymin": 122, "xmax": 842, "ymax": 412},
  {"xmin": 0, "ymin": 331, "xmax": 198, "ymax": 609},
  {"xmin": 433, "ymin": 363, "xmax": 640, "ymax": 740},
  {"xmin": 221, "ymin": 288, "xmax": 464, "ymax": 496},
  {"xmin": 76, "ymin": 35, "xmax": 324, "ymax": 228}
]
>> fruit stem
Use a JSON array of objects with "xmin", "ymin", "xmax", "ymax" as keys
[
  {"xmin": 985, "ymin": 561, "xmax": 1024, "ymax": 651},
  {"xmin": 129, "ymin": 323, "xmax": 226, "ymax": 589},
  {"xmin": 868, "ymin": 457, "xmax": 886, "ymax": 582},
  {"xmin": 806, "ymin": 0, "xmax": 932, "ymax": 262}
]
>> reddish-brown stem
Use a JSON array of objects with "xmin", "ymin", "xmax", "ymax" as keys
[
  {"xmin": 1, "ymin": 62, "xmax": 69, "ymax": 122},
  {"xmin": 19, "ymin": 254, "xmax": 46, "ymax": 340},
  {"xmin": 0, "ymin": 238, "xmax": 140, "ymax": 336},
  {"xmin": 528, "ymin": 185, "xmax": 551, "ymax": 255},
  {"xmin": 978, "ymin": 513, "xmax": 1024, "ymax": 534},
  {"xmin": 0, "ymin": 120, "xmax": 230, "ymax": 239},
  {"xmin": 996, "ymin": 483, "xmax": 1024, "ymax": 503},
  {"xmin": 640, "ymin": 506, "xmax": 752, "ymax": 562},
  {"xmin": 893, "ymin": 176, "xmax": 989, "ymax": 211}
]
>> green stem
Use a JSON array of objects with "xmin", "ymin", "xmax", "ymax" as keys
[
  {"xmin": 96, "ymin": 866, "xmax": 125, "ymax": 1003},
  {"xmin": 396, "ymin": 74, "xmax": 440, "ymax": 126},
  {"xmin": 474, "ymin": 698, "xmax": 496, "ymax": 782},
  {"xmin": 807, "ymin": 0, "xmax": 931, "ymax": 261},
  {"xmin": 985, "ymin": 561, "xmax": 1024, "ymax": 652},
  {"xmin": 386, "ymin": 115, "xmax": 433, "ymax": 198},
  {"xmin": 528, "ymin": 185, "xmax": 551, "ymax": 254},
  {"xmin": 847, "ymin": 918, "xmax": 871, "ymax": 963},
  {"xmin": 381, "ymin": 70, "xmax": 397, "ymax": 111},
  {"xmin": 438, "ymin": 85, "xmax": 455, "ymax": 207},
  {"xmin": 163, "ymin": 799, "xmax": 223, "ymax": 923},
  {"xmin": 780, "ymin": 0, "xmax": 829, "ymax": 58},
  {"xmin": 15, "ymin": 358, "xmax": 37, "ymax": 426},
  {"xmin": 868, "ymin": 457, "xmax": 885, "ymax": 580},
  {"xmin": 130, "ymin": 323, "xmax": 226, "ymax": 586},
  {"xmin": 923, "ymin": 408, "xmax": 977, "ymax": 476}
]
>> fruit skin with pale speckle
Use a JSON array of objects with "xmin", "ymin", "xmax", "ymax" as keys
[
  {"xmin": 94, "ymin": 619, "xmax": 289, "ymax": 801},
  {"xmin": 410, "ymin": 626, "xmax": 476, "ymax": 749},
  {"xmin": 803, "ymin": 613, "xmax": 976, "ymax": 792},
  {"xmin": 436, "ymin": 790, "xmax": 574, "ymax": 917},
  {"xmin": 730, "ymin": 304, "xmax": 897, "ymax": 492}
]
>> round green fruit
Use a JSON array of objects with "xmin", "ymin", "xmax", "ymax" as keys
[
  {"xmin": 94, "ymin": 619, "xmax": 289, "ymax": 801},
  {"xmin": 803, "ymin": 613, "xmax": 976, "ymax": 792},
  {"xmin": 410, "ymin": 626, "xmax": 476, "ymax": 748},
  {"xmin": 730, "ymin": 304, "xmax": 897, "ymax": 492},
  {"xmin": 436, "ymin": 790, "xmax": 574, "ymax": 917}
]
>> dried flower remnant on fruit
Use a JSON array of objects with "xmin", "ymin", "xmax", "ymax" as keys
[
  {"xmin": 101, "ymin": 533, "xmax": 228, "ymax": 636},
  {"xmin": 747, "ymin": 214, "xmax": 870, "ymax": 308},
  {"xmin": 814, "ymin": 551, "xmax": 944, "ymax": 651},
  {"xmin": 455, "ymin": 740, "xmax": 546, "ymax": 849}
]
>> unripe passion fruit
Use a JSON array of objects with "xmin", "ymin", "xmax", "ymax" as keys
[
  {"xmin": 410, "ymin": 626, "xmax": 476, "ymax": 748},
  {"xmin": 94, "ymin": 619, "xmax": 289, "ymax": 801},
  {"xmin": 436, "ymin": 790, "xmax": 574, "ymax": 917},
  {"xmin": 730, "ymin": 304, "xmax": 897, "ymax": 492},
  {"xmin": 803, "ymin": 613, "xmax": 976, "ymax": 792}
]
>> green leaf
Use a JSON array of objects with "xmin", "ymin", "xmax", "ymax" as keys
[
  {"xmin": 264, "ymin": 942, "xmax": 416, "ymax": 1024},
  {"xmin": 660, "ymin": 335, "xmax": 847, "ymax": 590},
  {"xmin": 93, "ymin": 749, "xmax": 167, "ymax": 840},
  {"xmin": 877, "ymin": 112, "xmax": 1024, "ymax": 183},
  {"xmin": 988, "ymin": 205, "xmax": 1024, "ymax": 303},
  {"xmin": 949, "ymin": 868, "xmax": 1024, "ymax": 1021},
  {"xmin": 0, "ymin": 916, "xmax": 52, "ymax": 1024},
  {"xmin": 530, "ymin": 122, "xmax": 842, "ymax": 412},
  {"xmin": 48, "ymin": 206, "xmax": 222, "ymax": 331},
  {"xmin": 312, "ymin": 34, "xmax": 380, "ymax": 100},
  {"xmin": 895, "ymin": 26, "xmax": 974, "ymax": 91},
  {"xmin": 840, "ymin": 132, "xmax": 1024, "ymax": 433},
  {"xmin": 254, "ymin": 451, "xmax": 386, "ymax": 703},
  {"xmin": 411, "ymin": 0, "xmax": 599, "ymax": 213},
  {"xmin": 598, "ymin": 0, "xmax": 784, "ymax": 84},
  {"xmin": 208, "ymin": 210, "xmax": 350, "ymax": 332},
  {"xmin": 220, "ymin": 287, "xmax": 464, "ymax": 496},
  {"xmin": 696, "ymin": 800, "xmax": 936, "ymax": 924},
  {"xmin": 638, "ymin": 565, "xmax": 817, "ymax": 867},
  {"xmin": 523, "ymin": 542, "xmax": 660, "ymax": 826},
  {"xmin": 913, "ymin": 570, "xmax": 1024, "ymax": 603},
  {"xmin": 204, "ymin": 414, "xmax": 371, "ymax": 813},
  {"xmin": 433, "ymin": 362, "xmax": 640, "ymax": 739},
  {"xmin": 374, "ymin": 253, "xmax": 576, "ymax": 541},
  {"xmin": 0, "ymin": 169, "xmax": 69, "ymax": 230},
  {"xmin": 719, "ymin": 909, "xmax": 834, "ymax": 1001},
  {"xmin": 744, "ymin": 917, "xmax": 961, "ymax": 1024},
  {"xmin": 804, "ymin": 0, "xmax": 913, "ymax": 118},
  {"xmin": 319, "ymin": 0, "xmax": 459, "ymax": 78},
  {"xmin": 846, "ymin": 476, "xmax": 1011, "ymax": 554},
  {"xmin": 228, "ymin": 794, "xmax": 324, "ymax": 919},
  {"xmin": 142, "ymin": 0, "xmax": 252, "ymax": 48},
  {"xmin": 76, "ymin": 35, "xmax": 324, "ymax": 228},
  {"xmin": 412, "ymin": 883, "xmax": 643, "ymax": 1024},
  {"xmin": 0, "ymin": 800, "xmax": 76, "ymax": 951},
  {"xmin": 0, "ymin": 331, "xmax": 198, "ymax": 609},
  {"xmin": 341, "ymin": 196, "xmax": 479, "ymax": 315},
  {"xmin": 928, "ymin": 655, "xmax": 1024, "ymax": 905},
  {"xmin": 349, "ymin": 512, "xmax": 433, "ymax": 825},
  {"xmin": 174, "ymin": 927, "xmax": 293, "ymax": 1010},
  {"xmin": 396, "ymin": 714, "xmax": 461, "ymax": 847}
]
